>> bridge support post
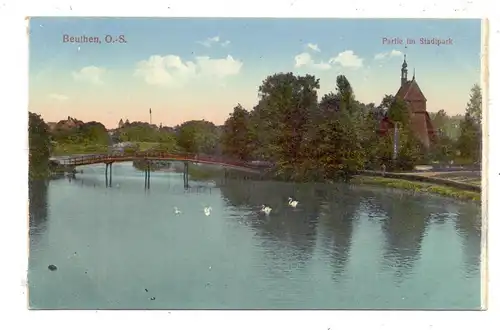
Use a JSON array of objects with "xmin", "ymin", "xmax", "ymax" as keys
[
  {"xmin": 183, "ymin": 161, "xmax": 189, "ymax": 189},
  {"xmin": 105, "ymin": 163, "xmax": 109, "ymax": 187},
  {"xmin": 144, "ymin": 160, "xmax": 151, "ymax": 189},
  {"xmin": 109, "ymin": 162, "xmax": 113, "ymax": 187},
  {"xmin": 147, "ymin": 161, "xmax": 151, "ymax": 189}
]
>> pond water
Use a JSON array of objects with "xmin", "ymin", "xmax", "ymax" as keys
[{"xmin": 28, "ymin": 162, "xmax": 482, "ymax": 309}]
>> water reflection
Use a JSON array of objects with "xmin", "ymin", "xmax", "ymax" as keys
[
  {"xmin": 364, "ymin": 191, "xmax": 433, "ymax": 282},
  {"xmin": 316, "ymin": 186, "xmax": 359, "ymax": 281},
  {"xmin": 454, "ymin": 203, "xmax": 482, "ymax": 277},
  {"xmin": 28, "ymin": 179, "xmax": 49, "ymax": 245},
  {"xmin": 220, "ymin": 181, "xmax": 319, "ymax": 267},
  {"xmin": 28, "ymin": 164, "xmax": 482, "ymax": 309}
]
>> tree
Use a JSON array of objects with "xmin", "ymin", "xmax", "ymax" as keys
[
  {"xmin": 455, "ymin": 84, "xmax": 482, "ymax": 163},
  {"xmin": 298, "ymin": 75, "xmax": 366, "ymax": 180},
  {"xmin": 118, "ymin": 122, "xmax": 158, "ymax": 142},
  {"xmin": 430, "ymin": 134, "xmax": 455, "ymax": 163},
  {"xmin": 427, "ymin": 110, "xmax": 456, "ymax": 162},
  {"xmin": 456, "ymin": 113, "xmax": 481, "ymax": 162},
  {"xmin": 50, "ymin": 118, "xmax": 109, "ymax": 146},
  {"xmin": 374, "ymin": 95, "xmax": 423, "ymax": 170},
  {"xmin": 176, "ymin": 120, "xmax": 219, "ymax": 154},
  {"xmin": 428, "ymin": 110, "xmax": 464, "ymax": 141},
  {"xmin": 80, "ymin": 121, "xmax": 110, "ymax": 145},
  {"xmin": 335, "ymin": 75, "xmax": 355, "ymax": 114},
  {"xmin": 319, "ymin": 92, "xmax": 341, "ymax": 113},
  {"xmin": 357, "ymin": 104, "xmax": 382, "ymax": 168},
  {"xmin": 253, "ymin": 72, "xmax": 320, "ymax": 174},
  {"xmin": 466, "ymin": 84, "xmax": 482, "ymax": 126},
  {"xmin": 221, "ymin": 104, "xmax": 254, "ymax": 160},
  {"xmin": 387, "ymin": 96, "xmax": 410, "ymax": 126},
  {"xmin": 302, "ymin": 108, "xmax": 365, "ymax": 181},
  {"xmin": 29, "ymin": 112, "xmax": 51, "ymax": 179}
]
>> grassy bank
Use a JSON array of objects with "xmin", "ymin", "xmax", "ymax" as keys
[
  {"xmin": 351, "ymin": 175, "xmax": 481, "ymax": 202},
  {"xmin": 134, "ymin": 142, "xmax": 160, "ymax": 151}
]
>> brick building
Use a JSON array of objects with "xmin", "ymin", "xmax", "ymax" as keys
[{"xmin": 379, "ymin": 55, "xmax": 436, "ymax": 149}]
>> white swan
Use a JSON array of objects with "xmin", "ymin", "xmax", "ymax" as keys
[
  {"xmin": 174, "ymin": 207, "xmax": 181, "ymax": 215},
  {"xmin": 288, "ymin": 197, "xmax": 298, "ymax": 208},
  {"xmin": 261, "ymin": 205, "xmax": 272, "ymax": 215},
  {"xmin": 204, "ymin": 207, "xmax": 212, "ymax": 216}
]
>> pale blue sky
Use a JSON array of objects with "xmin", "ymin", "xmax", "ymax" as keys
[{"xmin": 29, "ymin": 18, "xmax": 481, "ymax": 127}]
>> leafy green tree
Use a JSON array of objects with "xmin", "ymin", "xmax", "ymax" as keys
[
  {"xmin": 318, "ymin": 92, "xmax": 341, "ymax": 113},
  {"xmin": 176, "ymin": 120, "xmax": 219, "ymax": 154},
  {"xmin": 374, "ymin": 94, "xmax": 423, "ymax": 170},
  {"xmin": 357, "ymin": 105, "xmax": 382, "ymax": 168},
  {"xmin": 387, "ymin": 96, "xmax": 410, "ymax": 126},
  {"xmin": 456, "ymin": 113, "xmax": 481, "ymax": 162},
  {"xmin": 456, "ymin": 84, "xmax": 482, "ymax": 163},
  {"xmin": 467, "ymin": 84, "xmax": 482, "ymax": 126},
  {"xmin": 80, "ymin": 121, "xmax": 109, "ymax": 145},
  {"xmin": 302, "ymin": 109, "xmax": 365, "ymax": 181},
  {"xmin": 430, "ymin": 134, "xmax": 455, "ymax": 162},
  {"xmin": 51, "ymin": 119, "xmax": 109, "ymax": 146},
  {"xmin": 428, "ymin": 109, "xmax": 464, "ymax": 141},
  {"xmin": 29, "ymin": 112, "xmax": 51, "ymax": 179},
  {"xmin": 431, "ymin": 109, "xmax": 447, "ymax": 134},
  {"xmin": 427, "ymin": 110, "xmax": 456, "ymax": 162},
  {"xmin": 221, "ymin": 104, "xmax": 254, "ymax": 160},
  {"xmin": 114, "ymin": 121, "xmax": 179, "ymax": 149},
  {"xmin": 253, "ymin": 72, "xmax": 320, "ymax": 174},
  {"xmin": 244, "ymin": 101, "xmax": 272, "ymax": 160},
  {"xmin": 299, "ymin": 75, "xmax": 366, "ymax": 180},
  {"xmin": 335, "ymin": 75, "xmax": 355, "ymax": 114},
  {"xmin": 119, "ymin": 124, "xmax": 157, "ymax": 142}
]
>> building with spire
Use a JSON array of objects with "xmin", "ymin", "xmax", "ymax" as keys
[{"xmin": 379, "ymin": 54, "xmax": 436, "ymax": 149}]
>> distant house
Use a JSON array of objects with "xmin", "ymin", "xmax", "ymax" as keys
[
  {"xmin": 56, "ymin": 116, "xmax": 84, "ymax": 130},
  {"xmin": 47, "ymin": 122, "xmax": 58, "ymax": 131},
  {"xmin": 109, "ymin": 142, "xmax": 135, "ymax": 153},
  {"xmin": 379, "ymin": 55, "xmax": 436, "ymax": 149}
]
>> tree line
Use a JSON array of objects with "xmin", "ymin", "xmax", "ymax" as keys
[
  {"xmin": 29, "ymin": 72, "xmax": 482, "ymax": 182},
  {"xmin": 220, "ymin": 73, "xmax": 482, "ymax": 181}
]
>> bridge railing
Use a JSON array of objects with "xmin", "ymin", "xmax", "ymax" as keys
[{"xmin": 59, "ymin": 152, "xmax": 273, "ymax": 169}]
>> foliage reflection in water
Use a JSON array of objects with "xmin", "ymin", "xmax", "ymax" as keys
[{"xmin": 28, "ymin": 163, "xmax": 481, "ymax": 310}]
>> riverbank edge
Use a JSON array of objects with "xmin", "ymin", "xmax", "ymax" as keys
[
  {"xmin": 47, "ymin": 147, "xmax": 482, "ymax": 202},
  {"xmin": 351, "ymin": 175, "xmax": 481, "ymax": 202}
]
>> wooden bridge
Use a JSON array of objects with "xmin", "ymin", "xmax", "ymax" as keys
[{"xmin": 52, "ymin": 152, "xmax": 273, "ymax": 189}]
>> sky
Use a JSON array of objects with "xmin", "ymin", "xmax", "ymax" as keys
[{"xmin": 29, "ymin": 18, "xmax": 482, "ymax": 128}]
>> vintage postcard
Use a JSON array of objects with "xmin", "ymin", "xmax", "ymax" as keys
[{"xmin": 28, "ymin": 17, "xmax": 484, "ymax": 310}]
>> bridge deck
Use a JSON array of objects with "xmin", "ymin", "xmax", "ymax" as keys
[{"xmin": 54, "ymin": 152, "xmax": 272, "ymax": 172}]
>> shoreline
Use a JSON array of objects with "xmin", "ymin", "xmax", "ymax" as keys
[
  {"xmin": 43, "ymin": 164, "xmax": 481, "ymax": 202},
  {"xmin": 351, "ymin": 175, "xmax": 481, "ymax": 202},
  {"xmin": 46, "ymin": 147, "xmax": 482, "ymax": 202}
]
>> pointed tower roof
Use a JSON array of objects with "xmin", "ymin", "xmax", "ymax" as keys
[
  {"xmin": 395, "ymin": 79, "xmax": 428, "ymax": 105},
  {"xmin": 395, "ymin": 81, "xmax": 411, "ymax": 99}
]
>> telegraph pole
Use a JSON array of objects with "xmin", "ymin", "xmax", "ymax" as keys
[{"xmin": 149, "ymin": 108, "xmax": 152, "ymax": 125}]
